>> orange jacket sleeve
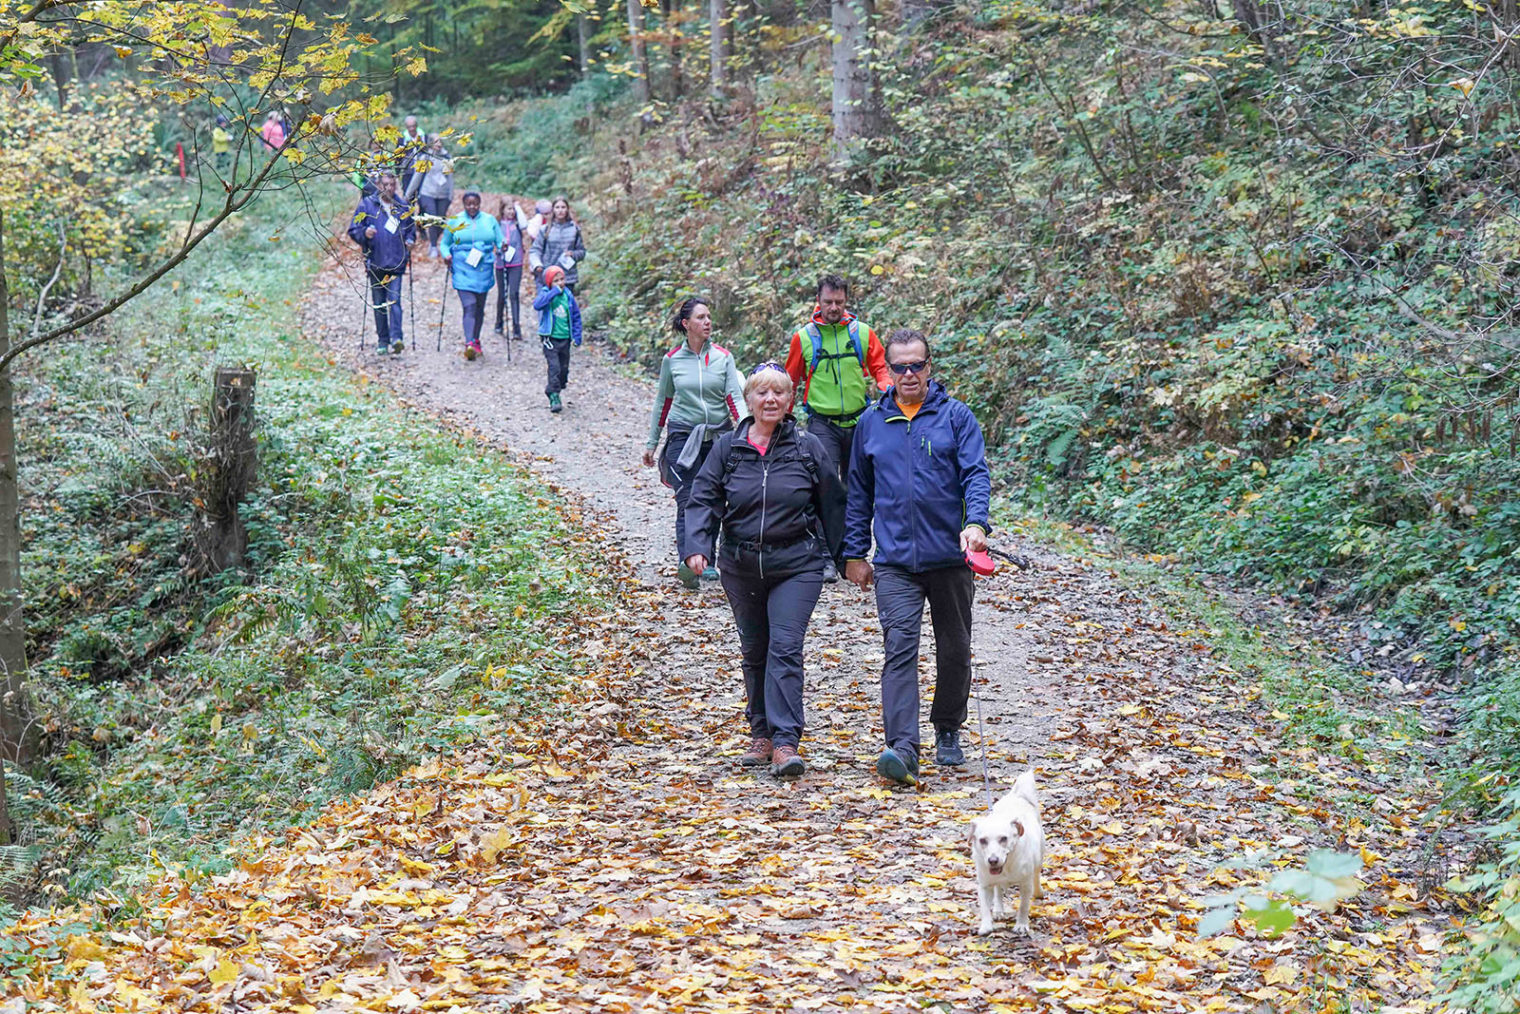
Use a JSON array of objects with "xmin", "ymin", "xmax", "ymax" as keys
[
  {"xmin": 864, "ymin": 326, "xmax": 892, "ymax": 390},
  {"xmin": 784, "ymin": 330, "xmax": 807, "ymax": 386}
]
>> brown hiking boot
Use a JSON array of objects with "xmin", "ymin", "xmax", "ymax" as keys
[
  {"xmin": 771, "ymin": 744, "xmax": 805, "ymax": 778},
  {"xmin": 739, "ymin": 737, "xmax": 773, "ymax": 767}
]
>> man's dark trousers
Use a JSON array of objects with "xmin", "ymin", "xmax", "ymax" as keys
[
  {"xmin": 807, "ymin": 414, "xmax": 856, "ymax": 485},
  {"xmin": 875, "ymin": 563, "xmax": 974, "ymax": 761}
]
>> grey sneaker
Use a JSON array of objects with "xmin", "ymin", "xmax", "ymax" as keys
[
  {"xmin": 935, "ymin": 727, "xmax": 965, "ymax": 767},
  {"xmin": 876, "ymin": 746, "xmax": 919, "ymax": 786},
  {"xmin": 822, "ymin": 559, "xmax": 839, "ymax": 584}
]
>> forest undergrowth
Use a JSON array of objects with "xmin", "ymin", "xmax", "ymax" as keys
[{"xmin": 1, "ymin": 186, "xmax": 606, "ymax": 917}]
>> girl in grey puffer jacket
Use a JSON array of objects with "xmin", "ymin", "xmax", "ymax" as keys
[{"xmin": 529, "ymin": 196, "xmax": 587, "ymax": 289}]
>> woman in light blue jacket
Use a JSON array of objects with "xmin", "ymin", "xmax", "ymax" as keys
[{"xmin": 439, "ymin": 190, "xmax": 503, "ymax": 360}]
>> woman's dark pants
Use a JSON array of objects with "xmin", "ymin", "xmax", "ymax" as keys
[
  {"xmin": 663, "ymin": 428, "xmax": 714, "ymax": 561},
  {"xmin": 495, "ymin": 264, "xmax": 523, "ymax": 335},
  {"xmin": 458, "ymin": 290, "xmax": 486, "ymax": 347},
  {"xmin": 419, "ymin": 194, "xmax": 450, "ymax": 246},
  {"xmin": 720, "ymin": 563, "xmax": 824, "ymax": 749}
]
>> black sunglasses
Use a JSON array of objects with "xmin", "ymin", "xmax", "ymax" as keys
[{"xmin": 887, "ymin": 359, "xmax": 929, "ymax": 376}]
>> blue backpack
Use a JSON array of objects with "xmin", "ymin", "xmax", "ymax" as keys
[{"xmin": 804, "ymin": 321, "xmax": 865, "ymax": 376}]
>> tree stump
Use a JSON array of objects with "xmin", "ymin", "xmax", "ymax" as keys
[{"xmin": 195, "ymin": 367, "xmax": 257, "ymax": 573}]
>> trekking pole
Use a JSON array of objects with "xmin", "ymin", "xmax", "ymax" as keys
[
  {"xmin": 436, "ymin": 268, "xmax": 449, "ymax": 353},
  {"xmin": 407, "ymin": 252, "xmax": 415, "ymax": 354},
  {"xmin": 358, "ymin": 272, "xmax": 369, "ymax": 354}
]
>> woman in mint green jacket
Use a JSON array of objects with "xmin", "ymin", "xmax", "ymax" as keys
[
  {"xmin": 642, "ymin": 297, "xmax": 746, "ymax": 587},
  {"xmin": 438, "ymin": 190, "xmax": 503, "ymax": 359}
]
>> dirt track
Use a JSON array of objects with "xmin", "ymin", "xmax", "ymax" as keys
[{"xmin": 279, "ymin": 205, "xmax": 1453, "ymax": 1009}]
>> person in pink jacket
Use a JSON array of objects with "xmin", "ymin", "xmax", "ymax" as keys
[{"xmin": 260, "ymin": 111, "xmax": 286, "ymax": 151}]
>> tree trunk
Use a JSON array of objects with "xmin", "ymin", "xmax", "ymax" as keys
[
  {"xmin": 663, "ymin": 0, "xmax": 684, "ymax": 99},
  {"xmin": 831, "ymin": 0, "xmax": 886, "ymax": 159},
  {"xmin": 0, "ymin": 209, "xmax": 36, "ymax": 848},
  {"xmin": 49, "ymin": 51, "xmax": 69, "ymax": 111},
  {"xmin": 627, "ymin": 0, "xmax": 651, "ymax": 103},
  {"xmin": 577, "ymin": 12, "xmax": 592, "ymax": 76},
  {"xmin": 709, "ymin": 0, "xmax": 726, "ymax": 96},
  {"xmin": 195, "ymin": 368, "xmax": 257, "ymax": 574}
]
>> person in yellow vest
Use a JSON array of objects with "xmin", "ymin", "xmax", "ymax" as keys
[
  {"xmin": 783, "ymin": 272, "xmax": 892, "ymax": 582},
  {"xmin": 212, "ymin": 115, "xmax": 232, "ymax": 173}
]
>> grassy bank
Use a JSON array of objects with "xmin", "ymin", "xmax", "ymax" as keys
[{"xmin": 7, "ymin": 182, "xmax": 606, "ymax": 909}]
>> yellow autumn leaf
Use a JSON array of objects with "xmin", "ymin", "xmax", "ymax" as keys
[
  {"xmin": 1264, "ymin": 964, "xmax": 1297, "ymax": 986},
  {"xmin": 209, "ymin": 958, "xmax": 240, "ymax": 986},
  {"xmin": 480, "ymin": 827, "xmax": 514, "ymax": 863},
  {"xmin": 66, "ymin": 936, "xmax": 109, "ymax": 962}
]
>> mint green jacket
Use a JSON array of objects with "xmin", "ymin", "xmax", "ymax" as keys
[{"xmin": 647, "ymin": 342, "xmax": 747, "ymax": 451}]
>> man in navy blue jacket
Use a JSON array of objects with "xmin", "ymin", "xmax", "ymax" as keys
[
  {"xmin": 843, "ymin": 328, "xmax": 992, "ymax": 785},
  {"xmin": 346, "ymin": 171, "xmax": 417, "ymax": 355}
]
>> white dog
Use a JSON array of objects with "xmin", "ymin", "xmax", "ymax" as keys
[{"xmin": 969, "ymin": 769, "xmax": 1045, "ymax": 935}]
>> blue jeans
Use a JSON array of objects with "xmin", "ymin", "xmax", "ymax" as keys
[
  {"xmin": 458, "ymin": 289, "xmax": 486, "ymax": 347},
  {"xmin": 367, "ymin": 266, "xmax": 405, "ymax": 347}
]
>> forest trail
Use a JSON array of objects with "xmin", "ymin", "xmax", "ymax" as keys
[{"xmin": 34, "ymin": 211, "xmax": 1455, "ymax": 1012}]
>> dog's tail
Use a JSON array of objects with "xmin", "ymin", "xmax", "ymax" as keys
[{"xmin": 1013, "ymin": 768, "xmax": 1039, "ymax": 806}]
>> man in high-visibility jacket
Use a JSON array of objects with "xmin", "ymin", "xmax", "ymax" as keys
[
  {"xmin": 784, "ymin": 273, "xmax": 893, "ymax": 479},
  {"xmin": 784, "ymin": 273, "xmax": 893, "ymax": 583}
]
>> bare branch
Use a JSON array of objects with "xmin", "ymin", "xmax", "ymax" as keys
[{"xmin": 28, "ymin": 221, "xmax": 65, "ymax": 340}]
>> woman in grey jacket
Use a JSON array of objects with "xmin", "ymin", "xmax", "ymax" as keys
[
  {"xmin": 405, "ymin": 136, "xmax": 454, "ymax": 256},
  {"xmin": 529, "ymin": 196, "xmax": 587, "ymax": 291}
]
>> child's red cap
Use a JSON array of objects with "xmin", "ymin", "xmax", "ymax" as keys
[{"xmin": 543, "ymin": 265, "xmax": 565, "ymax": 286}]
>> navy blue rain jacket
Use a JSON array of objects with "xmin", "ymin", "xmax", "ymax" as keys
[
  {"xmin": 347, "ymin": 195, "xmax": 417, "ymax": 274},
  {"xmin": 842, "ymin": 380, "xmax": 993, "ymax": 572}
]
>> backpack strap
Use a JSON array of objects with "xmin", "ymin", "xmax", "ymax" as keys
[
  {"xmin": 805, "ymin": 321, "xmax": 866, "ymax": 375},
  {"xmin": 720, "ymin": 435, "xmax": 745, "ymax": 486},
  {"xmin": 806, "ymin": 323, "xmax": 823, "ymax": 375}
]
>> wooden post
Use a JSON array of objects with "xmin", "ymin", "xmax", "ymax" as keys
[{"xmin": 197, "ymin": 368, "xmax": 258, "ymax": 573}]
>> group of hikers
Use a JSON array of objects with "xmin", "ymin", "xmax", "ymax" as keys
[
  {"xmin": 346, "ymin": 117, "xmax": 587, "ymax": 410},
  {"xmin": 348, "ymin": 132, "xmax": 994, "ymax": 786},
  {"xmin": 645, "ymin": 275, "xmax": 993, "ymax": 785}
]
